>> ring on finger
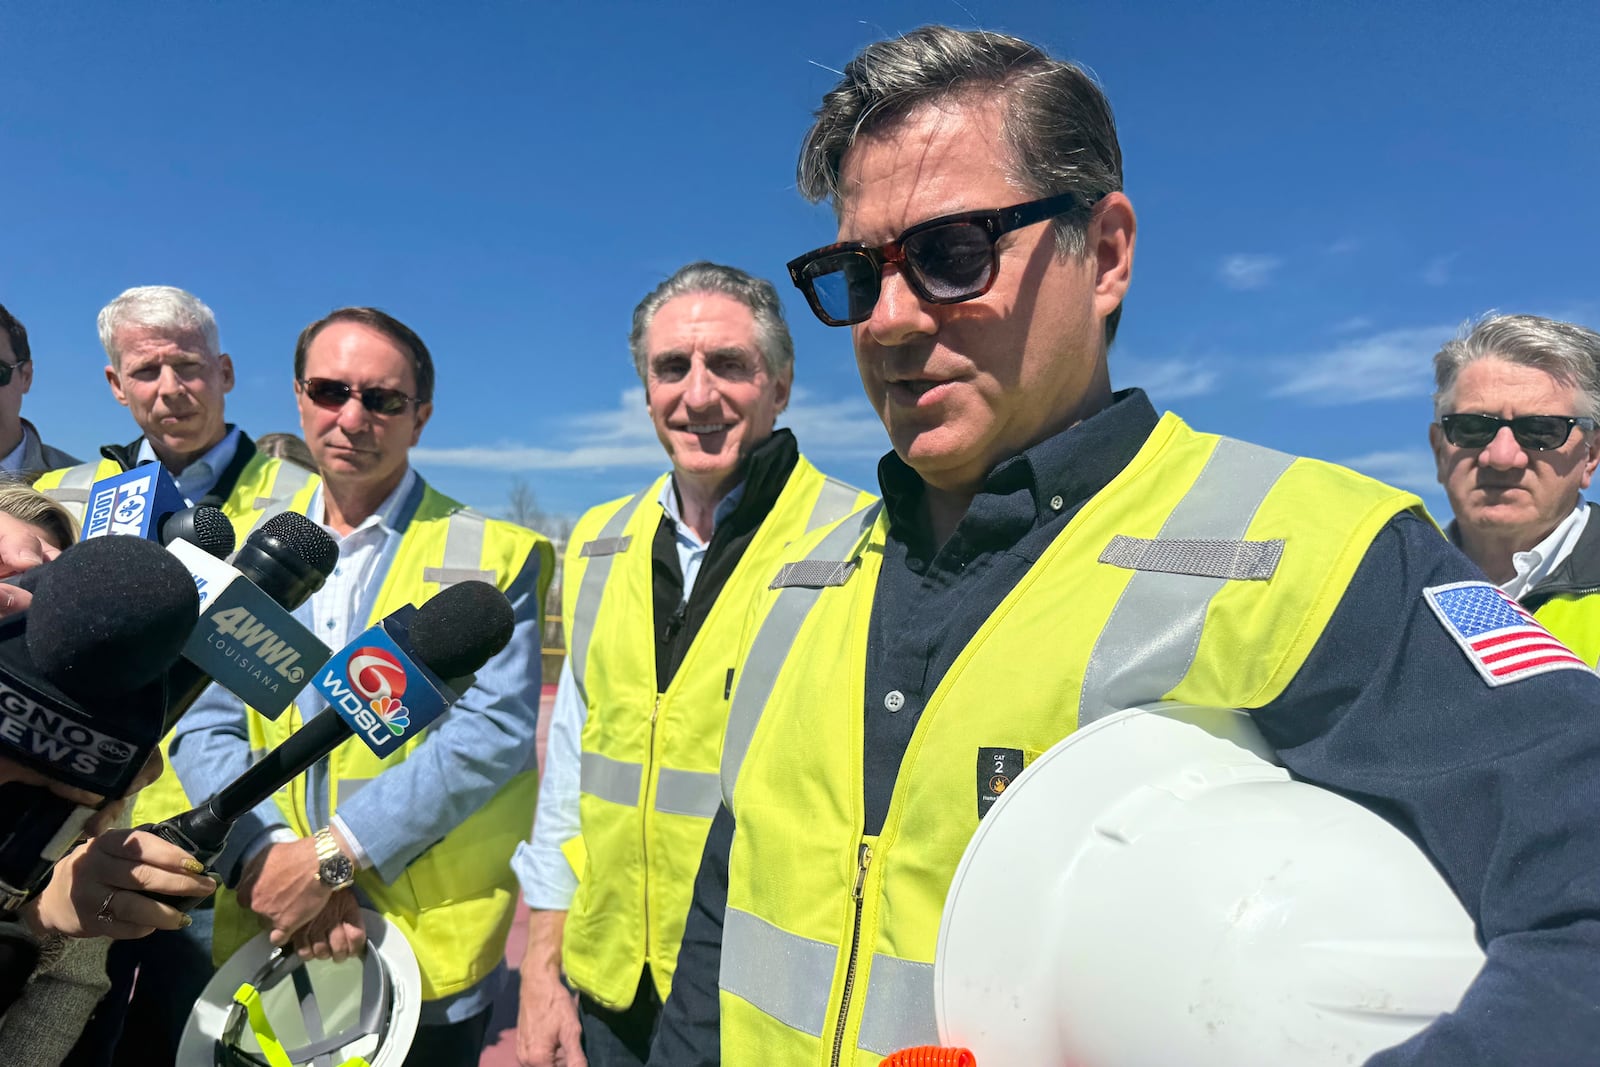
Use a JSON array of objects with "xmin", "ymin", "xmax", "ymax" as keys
[{"xmin": 96, "ymin": 890, "xmax": 117, "ymax": 924}]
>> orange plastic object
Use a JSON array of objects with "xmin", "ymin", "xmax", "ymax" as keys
[{"xmin": 879, "ymin": 1048, "xmax": 977, "ymax": 1067}]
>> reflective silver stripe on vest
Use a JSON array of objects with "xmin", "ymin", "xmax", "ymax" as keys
[
  {"xmin": 246, "ymin": 462, "xmax": 317, "ymax": 539},
  {"xmin": 422, "ymin": 509, "xmax": 497, "ymax": 588},
  {"xmin": 580, "ymin": 535, "xmax": 632, "ymax": 557},
  {"xmin": 653, "ymin": 767, "xmax": 721, "ymax": 818},
  {"xmin": 44, "ymin": 463, "xmax": 100, "ymax": 521},
  {"xmin": 806, "ymin": 477, "xmax": 863, "ymax": 532},
  {"xmin": 720, "ymin": 907, "xmax": 837, "ymax": 1039},
  {"xmin": 1078, "ymin": 438, "xmax": 1295, "ymax": 725},
  {"xmin": 580, "ymin": 751, "xmax": 643, "ymax": 808},
  {"xmin": 856, "ymin": 953, "xmax": 938, "ymax": 1055},
  {"xmin": 1099, "ymin": 534, "xmax": 1285, "ymax": 581},
  {"xmin": 569, "ymin": 492, "xmax": 647, "ymax": 705},
  {"xmin": 720, "ymin": 503, "xmax": 883, "ymax": 811}
]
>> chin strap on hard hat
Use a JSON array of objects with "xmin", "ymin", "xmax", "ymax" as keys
[
  {"xmin": 882, "ymin": 1048, "xmax": 977, "ymax": 1066},
  {"xmin": 229, "ymin": 983, "xmax": 371, "ymax": 1067}
]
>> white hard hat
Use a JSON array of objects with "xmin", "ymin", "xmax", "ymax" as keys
[
  {"xmin": 936, "ymin": 703, "xmax": 1485, "ymax": 1067},
  {"xmin": 177, "ymin": 908, "xmax": 422, "ymax": 1067}
]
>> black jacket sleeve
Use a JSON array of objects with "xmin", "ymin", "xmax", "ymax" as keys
[
  {"xmin": 1253, "ymin": 513, "xmax": 1600, "ymax": 1065},
  {"xmin": 649, "ymin": 802, "xmax": 732, "ymax": 1066}
]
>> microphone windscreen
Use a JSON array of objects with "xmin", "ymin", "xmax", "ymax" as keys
[
  {"xmin": 255, "ymin": 511, "xmax": 339, "ymax": 577},
  {"xmin": 26, "ymin": 537, "xmax": 199, "ymax": 700},
  {"xmin": 409, "ymin": 581, "xmax": 514, "ymax": 679},
  {"xmin": 162, "ymin": 505, "xmax": 235, "ymax": 559}
]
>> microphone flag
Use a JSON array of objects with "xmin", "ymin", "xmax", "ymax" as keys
[
  {"xmin": 313, "ymin": 606, "xmax": 460, "ymax": 758},
  {"xmin": 82, "ymin": 462, "xmax": 188, "ymax": 541},
  {"xmin": 167, "ymin": 538, "xmax": 330, "ymax": 718}
]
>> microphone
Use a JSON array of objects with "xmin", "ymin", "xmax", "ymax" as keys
[
  {"xmin": 161, "ymin": 511, "xmax": 339, "ymax": 732},
  {"xmin": 145, "ymin": 581, "xmax": 514, "ymax": 892},
  {"xmin": 0, "ymin": 537, "xmax": 200, "ymax": 915},
  {"xmin": 81, "ymin": 462, "xmax": 191, "ymax": 543},
  {"xmin": 162, "ymin": 504, "xmax": 236, "ymax": 558}
]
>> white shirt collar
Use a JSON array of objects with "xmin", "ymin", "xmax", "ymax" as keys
[
  {"xmin": 659, "ymin": 474, "xmax": 745, "ymax": 551},
  {"xmin": 309, "ymin": 466, "xmax": 417, "ymax": 541},
  {"xmin": 1501, "ymin": 501, "xmax": 1591, "ymax": 601},
  {"xmin": 0, "ymin": 423, "xmax": 34, "ymax": 474}
]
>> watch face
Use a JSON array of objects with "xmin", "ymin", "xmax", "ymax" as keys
[{"xmin": 319, "ymin": 854, "xmax": 355, "ymax": 887}]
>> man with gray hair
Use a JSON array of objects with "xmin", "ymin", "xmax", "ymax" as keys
[
  {"xmin": 654, "ymin": 25, "xmax": 1600, "ymax": 1067},
  {"xmin": 511, "ymin": 261, "xmax": 870, "ymax": 1067},
  {"xmin": 0, "ymin": 302, "xmax": 80, "ymax": 475},
  {"xmin": 1430, "ymin": 314, "xmax": 1600, "ymax": 662},
  {"xmin": 37, "ymin": 285, "xmax": 315, "ymax": 1066}
]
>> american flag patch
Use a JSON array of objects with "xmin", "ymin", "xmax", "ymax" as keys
[{"xmin": 1423, "ymin": 581, "xmax": 1591, "ymax": 686}]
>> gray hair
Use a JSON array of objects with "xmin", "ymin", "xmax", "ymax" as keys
[
  {"xmin": 1433, "ymin": 314, "xmax": 1600, "ymax": 421},
  {"xmin": 97, "ymin": 286, "xmax": 222, "ymax": 367},
  {"xmin": 797, "ymin": 25, "xmax": 1124, "ymax": 343},
  {"xmin": 628, "ymin": 262, "xmax": 795, "ymax": 382}
]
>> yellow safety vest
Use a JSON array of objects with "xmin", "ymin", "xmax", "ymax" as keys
[
  {"xmin": 34, "ymin": 451, "xmax": 319, "ymax": 827},
  {"xmin": 211, "ymin": 479, "xmax": 554, "ymax": 1001},
  {"xmin": 560, "ymin": 457, "xmax": 871, "ymax": 1009},
  {"xmin": 1533, "ymin": 595, "xmax": 1600, "ymax": 666},
  {"xmin": 716, "ymin": 414, "xmax": 1423, "ymax": 1065}
]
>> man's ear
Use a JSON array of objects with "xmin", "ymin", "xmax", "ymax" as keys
[
  {"xmin": 18, "ymin": 360, "xmax": 33, "ymax": 395},
  {"xmin": 1090, "ymin": 191, "xmax": 1136, "ymax": 325},
  {"xmin": 218, "ymin": 353, "xmax": 235, "ymax": 393},
  {"xmin": 1580, "ymin": 429, "xmax": 1600, "ymax": 490},
  {"xmin": 1428, "ymin": 422, "xmax": 1450, "ymax": 485},
  {"xmin": 104, "ymin": 364, "xmax": 129, "ymax": 407},
  {"xmin": 409, "ymin": 401, "xmax": 433, "ymax": 447}
]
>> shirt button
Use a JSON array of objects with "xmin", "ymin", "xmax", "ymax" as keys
[
  {"xmin": 884, "ymin": 690, "xmax": 906, "ymax": 713},
  {"xmin": 1049, "ymin": 494, "xmax": 1065, "ymax": 511}
]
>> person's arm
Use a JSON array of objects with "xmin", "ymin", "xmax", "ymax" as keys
[
  {"xmin": 1251, "ymin": 513, "xmax": 1600, "ymax": 1065},
  {"xmin": 168, "ymin": 682, "xmax": 291, "ymax": 884},
  {"xmin": 512, "ymin": 659, "xmax": 587, "ymax": 1067},
  {"xmin": 331, "ymin": 551, "xmax": 544, "ymax": 881},
  {"xmin": 648, "ymin": 802, "xmax": 732, "ymax": 1067}
]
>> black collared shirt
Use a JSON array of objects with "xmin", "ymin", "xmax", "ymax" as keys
[{"xmin": 860, "ymin": 389, "xmax": 1158, "ymax": 833}]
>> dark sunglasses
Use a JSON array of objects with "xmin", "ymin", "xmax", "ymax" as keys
[
  {"xmin": 0, "ymin": 356, "xmax": 30, "ymax": 388},
  {"xmin": 298, "ymin": 377, "xmax": 419, "ymax": 416},
  {"xmin": 786, "ymin": 191, "xmax": 1092, "ymax": 327},
  {"xmin": 1438, "ymin": 412, "xmax": 1596, "ymax": 451}
]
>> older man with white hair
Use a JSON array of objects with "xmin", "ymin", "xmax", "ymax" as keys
[{"xmin": 1430, "ymin": 314, "xmax": 1600, "ymax": 661}]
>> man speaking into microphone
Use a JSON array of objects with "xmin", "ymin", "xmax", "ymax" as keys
[{"xmin": 173, "ymin": 306, "xmax": 553, "ymax": 1067}]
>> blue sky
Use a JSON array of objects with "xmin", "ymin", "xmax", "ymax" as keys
[{"xmin": 3, "ymin": 1, "xmax": 1597, "ymax": 524}]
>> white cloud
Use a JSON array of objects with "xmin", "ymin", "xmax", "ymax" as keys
[
  {"xmin": 1113, "ymin": 356, "xmax": 1219, "ymax": 399},
  {"xmin": 1337, "ymin": 449, "xmax": 1439, "ymax": 494},
  {"xmin": 1269, "ymin": 324, "xmax": 1454, "ymax": 404},
  {"xmin": 412, "ymin": 386, "xmax": 886, "ymax": 472},
  {"xmin": 1217, "ymin": 254, "xmax": 1283, "ymax": 291},
  {"xmin": 1421, "ymin": 253, "xmax": 1457, "ymax": 287}
]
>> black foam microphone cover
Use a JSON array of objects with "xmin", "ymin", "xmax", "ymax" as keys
[
  {"xmin": 409, "ymin": 580, "xmax": 515, "ymax": 679},
  {"xmin": 231, "ymin": 511, "xmax": 338, "ymax": 609},
  {"xmin": 160, "ymin": 505, "xmax": 236, "ymax": 558},
  {"xmin": 25, "ymin": 537, "xmax": 200, "ymax": 701}
]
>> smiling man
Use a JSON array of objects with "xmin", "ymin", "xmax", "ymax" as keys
[
  {"xmin": 172, "ymin": 306, "xmax": 553, "ymax": 1067},
  {"xmin": 652, "ymin": 26, "xmax": 1600, "ymax": 1067},
  {"xmin": 1431, "ymin": 314, "xmax": 1600, "ymax": 661},
  {"xmin": 511, "ymin": 262, "xmax": 870, "ymax": 1067}
]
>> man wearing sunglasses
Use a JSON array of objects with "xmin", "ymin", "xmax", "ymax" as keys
[
  {"xmin": 1430, "ymin": 314, "xmax": 1600, "ymax": 663},
  {"xmin": 511, "ymin": 263, "xmax": 870, "ymax": 1067},
  {"xmin": 37, "ymin": 285, "xmax": 317, "ymax": 1067},
  {"xmin": 172, "ymin": 306, "xmax": 554, "ymax": 1067},
  {"xmin": 653, "ymin": 26, "xmax": 1600, "ymax": 1067},
  {"xmin": 0, "ymin": 303, "xmax": 79, "ymax": 477}
]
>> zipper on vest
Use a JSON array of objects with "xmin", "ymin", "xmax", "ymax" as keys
[{"xmin": 830, "ymin": 839, "xmax": 874, "ymax": 1067}]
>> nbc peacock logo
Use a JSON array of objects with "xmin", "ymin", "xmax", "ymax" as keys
[{"xmin": 346, "ymin": 648, "xmax": 411, "ymax": 736}]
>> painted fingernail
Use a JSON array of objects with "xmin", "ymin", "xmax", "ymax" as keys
[
  {"xmin": 179, "ymin": 913, "xmax": 193, "ymax": 928},
  {"xmin": 183, "ymin": 858, "xmax": 206, "ymax": 875}
]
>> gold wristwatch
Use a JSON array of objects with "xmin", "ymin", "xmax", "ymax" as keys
[{"xmin": 313, "ymin": 828, "xmax": 355, "ymax": 891}]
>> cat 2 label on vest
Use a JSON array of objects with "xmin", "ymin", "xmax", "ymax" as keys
[{"xmin": 977, "ymin": 747, "xmax": 1026, "ymax": 818}]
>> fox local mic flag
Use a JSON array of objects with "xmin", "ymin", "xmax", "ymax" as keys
[
  {"xmin": 167, "ymin": 538, "xmax": 330, "ymax": 719},
  {"xmin": 82, "ymin": 462, "xmax": 187, "ymax": 541},
  {"xmin": 312, "ymin": 621, "xmax": 453, "ymax": 758}
]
